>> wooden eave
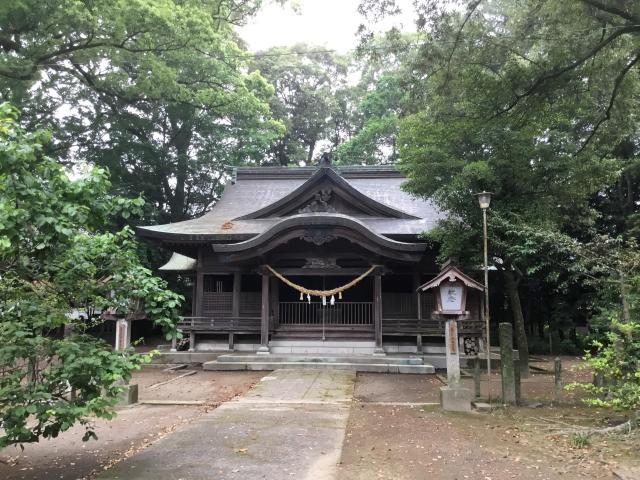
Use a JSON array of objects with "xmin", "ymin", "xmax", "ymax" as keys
[
  {"xmin": 159, "ymin": 252, "xmax": 197, "ymax": 271},
  {"xmin": 212, "ymin": 214, "xmax": 427, "ymax": 263},
  {"xmin": 417, "ymin": 265, "xmax": 484, "ymax": 292}
]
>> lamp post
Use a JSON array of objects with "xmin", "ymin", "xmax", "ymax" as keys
[{"xmin": 475, "ymin": 191, "xmax": 492, "ymax": 404}]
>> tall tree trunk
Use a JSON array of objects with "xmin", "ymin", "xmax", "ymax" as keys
[
  {"xmin": 620, "ymin": 270, "xmax": 633, "ymax": 342},
  {"xmin": 168, "ymin": 107, "xmax": 194, "ymax": 221},
  {"xmin": 504, "ymin": 270, "xmax": 530, "ymax": 378},
  {"xmin": 307, "ymin": 138, "xmax": 317, "ymax": 164}
]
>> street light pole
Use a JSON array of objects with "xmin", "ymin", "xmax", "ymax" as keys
[
  {"xmin": 482, "ymin": 206, "xmax": 491, "ymax": 405},
  {"xmin": 476, "ymin": 191, "xmax": 492, "ymax": 405}
]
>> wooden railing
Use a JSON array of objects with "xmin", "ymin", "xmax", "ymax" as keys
[
  {"xmin": 381, "ymin": 292, "xmax": 438, "ymax": 318},
  {"xmin": 278, "ymin": 302, "xmax": 373, "ymax": 326},
  {"xmin": 178, "ymin": 316, "xmax": 261, "ymax": 332},
  {"xmin": 381, "ymin": 318, "xmax": 484, "ymax": 337},
  {"xmin": 178, "ymin": 316, "xmax": 483, "ymax": 337}
]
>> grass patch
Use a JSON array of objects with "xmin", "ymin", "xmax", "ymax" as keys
[{"xmin": 570, "ymin": 432, "xmax": 591, "ymax": 448}]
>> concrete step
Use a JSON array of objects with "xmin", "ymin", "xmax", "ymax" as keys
[
  {"xmin": 152, "ymin": 352, "xmax": 222, "ymax": 364},
  {"xmin": 215, "ymin": 354, "xmax": 424, "ymax": 365},
  {"xmin": 203, "ymin": 360, "xmax": 435, "ymax": 374},
  {"xmin": 267, "ymin": 340, "xmax": 376, "ymax": 347},
  {"xmin": 270, "ymin": 346, "xmax": 375, "ymax": 354},
  {"xmin": 267, "ymin": 340, "xmax": 377, "ymax": 354}
]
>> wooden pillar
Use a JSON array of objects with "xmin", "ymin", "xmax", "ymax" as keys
[
  {"xmin": 232, "ymin": 272, "xmax": 241, "ymax": 318},
  {"xmin": 414, "ymin": 274, "xmax": 423, "ymax": 353},
  {"xmin": 373, "ymin": 273, "xmax": 384, "ymax": 355},
  {"xmin": 270, "ymin": 277, "xmax": 279, "ymax": 329},
  {"xmin": 191, "ymin": 271, "xmax": 204, "ymax": 352},
  {"xmin": 195, "ymin": 272, "xmax": 204, "ymax": 316},
  {"xmin": 190, "ymin": 275, "xmax": 197, "ymax": 316},
  {"xmin": 413, "ymin": 273, "xmax": 422, "ymax": 321},
  {"xmin": 258, "ymin": 273, "xmax": 270, "ymax": 354},
  {"xmin": 188, "ymin": 331, "xmax": 196, "ymax": 352}
]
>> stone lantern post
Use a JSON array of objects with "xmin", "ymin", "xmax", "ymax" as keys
[{"xmin": 418, "ymin": 259, "xmax": 484, "ymax": 412}]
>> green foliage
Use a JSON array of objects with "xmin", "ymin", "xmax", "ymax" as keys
[
  {"xmin": 569, "ymin": 321, "xmax": 640, "ymax": 411},
  {"xmin": 0, "ymin": 104, "xmax": 183, "ymax": 446},
  {"xmin": 570, "ymin": 433, "xmax": 591, "ymax": 448},
  {"xmin": 1, "ymin": 0, "xmax": 284, "ymax": 222},
  {"xmin": 251, "ymin": 44, "xmax": 350, "ymax": 166},
  {"xmin": 0, "ymin": 104, "xmax": 144, "ymax": 270},
  {"xmin": 0, "ymin": 291, "xmax": 154, "ymax": 447},
  {"xmin": 53, "ymin": 228, "xmax": 184, "ymax": 337},
  {"xmin": 336, "ymin": 34, "xmax": 420, "ymax": 165}
]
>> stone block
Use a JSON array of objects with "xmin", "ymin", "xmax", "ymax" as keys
[
  {"xmin": 472, "ymin": 401, "xmax": 491, "ymax": 412},
  {"xmin": 203, "ymin": 361, "xmax": 247, "ymax": 371},
  {"xmin": 440, "ymin": 386, "xmax": 472, "ymax": 412},
  {"xmin": 119, "ymin": 384, "xmax": 138, "ymax": 405},
  {"xmin": 398, "ymin": 364, "xmax": 435, "ymax": 374},
  {"xmin": 387, "ymin": 364, "xmax": 400, "ymax": 373}
]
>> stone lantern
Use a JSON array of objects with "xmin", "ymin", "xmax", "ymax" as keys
[{"xmin": 418, "ymin": 259, "xmax": 483, "ymax": 411}]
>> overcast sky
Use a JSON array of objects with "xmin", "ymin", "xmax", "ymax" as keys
[{"xmin": 239, "ymin": 0, "xmax": 418, "ymax": 53}]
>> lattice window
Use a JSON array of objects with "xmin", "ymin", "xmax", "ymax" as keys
[
  {"xmin": 382, "ymin": 293, "xmax": 417, "ymax": 318},
  {"xmin": 203, "ymin": 275, "xmax": 232, "ymax": 293},
  {"xmin": 202, "ymin": 292, "xmax": 233, "ymax": 316},
  {"xmin": 421, "ymin": 292, "xmax": 436, "ymax": 316},
  {"xmin": 239, "ymin": 292, "xmax": 261, "ymax": 315}
]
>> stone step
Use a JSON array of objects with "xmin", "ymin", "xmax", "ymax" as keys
[
  {"xmin": 267, "ymin": 340, "xmax": 376, "ymax": 347},
  {"xmin": 270, "ymin": 346, "xmax": 376, "ymax": 354},
  {"xmin": 203, "ymin": 360, "xmax": 435, "ymax": 374},
  {"xmin": 215, "ymin": 354, "xmax": 424, "ymax": 365},
  {"xmin": 267, "ymin": 340, "xmax": 377, "ymax": 354}
]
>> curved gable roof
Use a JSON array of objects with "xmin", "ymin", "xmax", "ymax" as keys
[
  {"xmin": 136, "ymin": 165, "xmax": 445, "ymax": 242},
  {"xmin": 237, "ymin": 166, "xmax": 419, "ymax": 220}
]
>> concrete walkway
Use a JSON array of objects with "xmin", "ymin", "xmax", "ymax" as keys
[{"xmin": 98, "ymin": 369, "xmax": 355, "ymax": 480}]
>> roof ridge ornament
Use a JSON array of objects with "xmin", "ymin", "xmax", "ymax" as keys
[{"xmin": 318, "ymin": 152, "xmax": 332, "ymax": 168}]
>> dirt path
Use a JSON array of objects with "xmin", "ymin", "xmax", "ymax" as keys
[
  {"xmin": 340, "ymin": 363, "xmax": 639, "ymax": 480},
  {"xmin": 337, "ymin": 404, "xmax": 620, "ymax": 480},
  {"xmin": 0, "ymin": 370, "xmax": 264, "ymax": 480}
]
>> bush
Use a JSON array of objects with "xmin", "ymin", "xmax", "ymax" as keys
[{"xmin": 568, "ymin": 321, "xmax": 640, "ymax": 411}]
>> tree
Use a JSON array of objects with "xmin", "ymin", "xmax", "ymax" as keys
[
  {"xmin": 251, "ymin": 44, "xmax": 351, "ymax": 166},
  {"xmin": 356, "ymin": 0, "xmax": 640, "ymax": 375},
  {"xmin": 336, "ymin": 34, "xmax": 420, "ymax": 165},
  {"xmin": 0, "ymin": 0, "xmax": 284, "ymax": 222},
  {"xmin": 0, "ymin": 103, "xmax": 183, "ymax": 447}
]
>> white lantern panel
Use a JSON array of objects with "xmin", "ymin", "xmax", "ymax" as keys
[{"xmin": 439, "ymin": 282, "xmax": 464, "ymax": 312}]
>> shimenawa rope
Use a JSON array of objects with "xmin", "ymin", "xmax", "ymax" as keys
[{"xmin": 265, "ymin": 265, "xmax": 377, "ymax": 302}]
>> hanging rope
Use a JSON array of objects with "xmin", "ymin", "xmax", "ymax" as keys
[{"xmin": 265, "ymin": 265, "xmax": 378, "ymax": 299}]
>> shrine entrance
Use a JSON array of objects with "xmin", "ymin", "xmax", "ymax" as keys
[{"xmin": 274, "ymin": 274, "xmax": 375, "ymax": 340}]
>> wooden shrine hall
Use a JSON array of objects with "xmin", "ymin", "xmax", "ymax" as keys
[{"xmin": 137, "ymin": 155, "xmax": 484, "ymax": 356}]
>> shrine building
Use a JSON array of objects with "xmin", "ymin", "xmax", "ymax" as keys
[{"xmin": 136, "ymin": 156, "xmax": 484, "ymax": 359}]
